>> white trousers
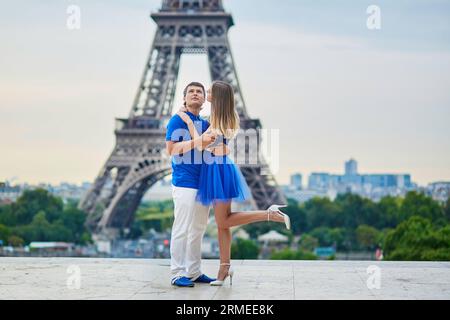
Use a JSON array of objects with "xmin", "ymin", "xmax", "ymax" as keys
[{"xmin": 170, "ymin": 186, "xmax": 210, "ymax": 279}]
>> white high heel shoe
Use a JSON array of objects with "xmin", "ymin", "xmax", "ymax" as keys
[
  {"xmin": 267, "ymin": 204, "xmax": 290, "ymax": 230},
  {"xmin": 210, "ymin": 263, "xmax": 234, "ymax": 286}
]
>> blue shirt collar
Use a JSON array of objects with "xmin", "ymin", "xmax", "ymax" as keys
[{"xmin": 185, "ymin": 111, "xmax": 201, "ymax": 121}]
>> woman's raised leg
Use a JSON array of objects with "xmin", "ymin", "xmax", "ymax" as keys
[
  {"xmin": 213, "ymin": 201, "xmax": 286, "ymax": 281},
  {"xmin": 214, "ymin": 201, "xmax": 285, "ymax": 229}
]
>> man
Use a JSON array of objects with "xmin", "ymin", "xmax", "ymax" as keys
[{"xmin": 165, "ymin": 82, "xmax": 216, "ymax": 287}]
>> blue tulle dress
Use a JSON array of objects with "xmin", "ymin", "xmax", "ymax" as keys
[{"xmin": 196, "ymin": 135, "xmax": 252, "ymax": 206}]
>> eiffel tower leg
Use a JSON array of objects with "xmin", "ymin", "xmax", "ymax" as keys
[
  {"xmin": 98, "ymin": 168, "xmax": 170, "ymax": 230},
  {"xmin": 80, "ymin": 127, "xmax": 172, "ymax": 235},
  {"xmin": 131, "ymin": 43, "xmax": 182, "ymax": 119},
  {"xmin": 208, "ymin": 44, "xmax": 248, "ymax": 119}
]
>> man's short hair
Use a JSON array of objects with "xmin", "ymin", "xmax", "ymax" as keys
[{"xmin": 183, "ymin": 82, "xmax": 205, "ymax": 97}]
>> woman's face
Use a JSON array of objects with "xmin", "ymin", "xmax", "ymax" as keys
[{"xmin": 207, "ymin": 87, "xmax": 212, "ymax": 103}]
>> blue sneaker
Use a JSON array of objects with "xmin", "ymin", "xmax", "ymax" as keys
[
  {"xmin": 171, "ymin": 276, "xmax": 194, "ymax": 287},
  {"xmin": 191, "ymin": 274, "xmax": 216, "ymax": 283}
]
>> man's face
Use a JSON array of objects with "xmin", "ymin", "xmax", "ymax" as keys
[{"xmin": 184, "ymin": 85, "xmax": 205, "ymax": 108}]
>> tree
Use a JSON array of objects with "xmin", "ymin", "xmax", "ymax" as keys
[
  {"xmin": 384, "ymin": 216, "xmax": 450, "ymax": 261},
  {"xmin": 310, "ymin": 227, "xmax": 345, "ymax": 250},
  {"xmin": 284, "ymin": 198, "xmax": 307, "ymax": 235},
  {"xmin": 0, "ymin": 224, "xmax": 11, "ymax": 243},
  {"xmin": 304, "ymin": 197, "xmax": 341, "ymax": 231},
  {"xmin": 399, "ymin": 191, "xmax": 444, "ymax": 225},
  {"xmin": 298, "ymin": 234, "xmax": 319, "ymax": 252},
  {"xmin": 334, "ymin": 193, "xmax": 382, "ymax": 229},
  {"xmin": 270, "ymin": 248, "xmax": 317, "ymax": 260},
  {"xmin": 376, "ymin": 196, "xmax": 401, "ymax": 229},
  {"xmin": 8, "ymin": 235, "xmax": 24, "ymax": 247},
  {"xmin": 355, "ymin": 225, "xmax": 380, "ymax": 250},
  {"xmin": 12, "ymin": 189, "xmax": 64, "ymax": 225},
  {"xmin": 14, "ymin": 210, "xmax": 72, "ymax": 243},
  {"xmin": 0, "ymin": 204, "xmax": 16, "ymax": 226},
  {"xmin": 444, "ymin": 197, "xmax": 450, "ymax": 222},
  {"xmin": 58, "ymin": 207, "xmax": 89, "ymax": 243},
  {"xmin": 231, "ymin": 239, "xmax": 259, "ymax": 259}
]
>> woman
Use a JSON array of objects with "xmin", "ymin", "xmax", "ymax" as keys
[{"xmin": 177, "ymin": 81, "xmax": 290, "ymax": 286}]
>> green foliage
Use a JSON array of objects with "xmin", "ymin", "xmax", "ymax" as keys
[
  {"xmin": 13, "ymin": 211, "xmax": 72, "ymax": 243},
  {"xmin": 399, "ymin": 191, "xmax": 445, "ymax": 225},
  {"xmin": 275, "ymin": 191, "xmax": 449, "ymax": 260},
  {"xmin": 12, "ymin": 189, "xmax": 64, "ymax": 225},
  {"xmin": 0, "ymin": 224, "xmax": 11, "ymax": 243},
  {"xmin": 231, "ymin": 238, "xmax": 259, "ymax": 259},
  {"xmin": 355, "ymin": 225, "xmax": 380, "ymax": 250},
  {"xmin": 8, "ymin": 235, "xmax": 24, "ymax": 247},
  {"xmin": 284, "ymin": 198, "xmax": 307, "ymax": 234},
  {"xmin": 376, "ymin": 196, "xmax": 402, "ymax": 228},
  {"xmin": 133, "ymin": 200, "xmax": 174, "ymax": 235},
  {"xmin": 270, "ymin": 248, "xmax": 317, "ymax": 260},
  {"xmin": 0, "ymin": 205, "xmax": 16, "ymax": 226},
  {"xmin": 298, "ymin": 234, "xmax": 319, "ymax": 252},
  {"xmin": 1, "ymin": 186, "xmax": 448, "ymax": 262},
  {"xmin": 309, "ymin": 227, "xmax": 345, "ymax": 250},
  {"xmin": 334, "ymin": 193, "xmax": 382, "ymax": 229},
  {"xmin": 445, "ymin": 197, "xmax": 450, "ymax": 222},
  {"xmin": 304, "ymin": 197, "xmax": 341, "ymax": 231},
  {"xmin": 384, "ymin": 216, "xmax": 450, "ymax": 261},
  {"xmin": 0, "ymin": 189, "xmax": 91, "ymax": 245}
]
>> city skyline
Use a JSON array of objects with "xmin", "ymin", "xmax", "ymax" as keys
[{"xmin": 1, "ymin": 0, "xmax": 450, "ymax": 187}]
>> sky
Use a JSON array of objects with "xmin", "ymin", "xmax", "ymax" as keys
[{"xmin": 1, "ymin": 0, "xmax": 449, "ymax": 187}]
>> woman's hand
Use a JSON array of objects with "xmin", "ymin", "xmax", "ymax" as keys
[
  {"xmin": 206, "ymin": 143, "xmax": 229, "ymax": 156},
  {"xmin": 177, "ymin": 111, "xmax": 193, "ymax": 126},
  {"xmin": 178, "ymin": 106, "xmax": 188, "ymax": 113}
]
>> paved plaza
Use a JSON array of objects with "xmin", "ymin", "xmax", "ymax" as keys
[{"xmin": 1, "ymin": 258, "xmax": 449, "ymax": 300}]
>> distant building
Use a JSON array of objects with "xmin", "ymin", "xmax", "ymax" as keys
[
  {"xmin": 300, "ymin": 159, "xmax": 418, "ymax": 202},
  {"xmin": 0, "ymin": 182, "xmax": 93, "ymax": 204},
  {"xmin": 345, "ymin": 159, "xmax": 358, "ymax": 176},
  {"xmin": 426, "ymin": 181, "xmax": 450, "ymax": 203},
  {"xmin": 29, "ymin": 242, "xmax": 75, "ymax": 253},
  {"xmin": 0, "ymin": 183, "xmax": 22, "ymax": 202},
  {"xmin": 290, "ymin": 173, "xmax": 303, "ymax": 190},
  {"xmin": 282, "ymin": 186, "xmax": 331, "ymax": 203}
]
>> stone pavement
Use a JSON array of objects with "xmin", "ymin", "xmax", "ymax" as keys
[{"xmin": 0, "ymin": 258, "xmax": 449, "ymax": 300}]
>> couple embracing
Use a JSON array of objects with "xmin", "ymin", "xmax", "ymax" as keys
[{"xmin": 165, "ymin": 81, "xmax": 290, "ymax": 287}]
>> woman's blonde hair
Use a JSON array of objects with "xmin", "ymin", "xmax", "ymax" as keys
[{"xmin": 209, "ymin": 81, "xmax": 240, "ymax": 139}]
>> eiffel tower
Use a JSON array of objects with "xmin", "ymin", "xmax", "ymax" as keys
[{"xmin": 78, "ymin": 0, "xmax": 286, "ymax": 237}]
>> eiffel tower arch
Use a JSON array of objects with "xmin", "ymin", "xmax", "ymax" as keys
[{"xmin": 78, "ymin": 0, "xmax": 286, "ymax": 237}]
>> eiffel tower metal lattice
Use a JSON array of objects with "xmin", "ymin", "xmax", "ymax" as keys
[{"xmin": 78, "ymin": 0, "xmax": 286, "ymax": 236}]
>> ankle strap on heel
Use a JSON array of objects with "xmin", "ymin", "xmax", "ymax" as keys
[{"xmin": 220, "ymin": 263, "xmax": 231, "ymax": 266}]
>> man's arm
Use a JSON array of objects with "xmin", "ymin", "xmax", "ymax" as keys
[
  {"xmin": 166, "ymin": 139, "xmax": 196, "ymax": 156},
  {"xmin": 166, "ymin": 134, "xmax": 216, "ymax": 156},
  {"xmin": 165, "ymin": 114, "xmax": 216, "ymax": 156}
]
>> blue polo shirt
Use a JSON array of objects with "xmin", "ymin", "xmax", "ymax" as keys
[{"xmin": 166, "ymin": 112, "xmax": 210, "ymax": 189}]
